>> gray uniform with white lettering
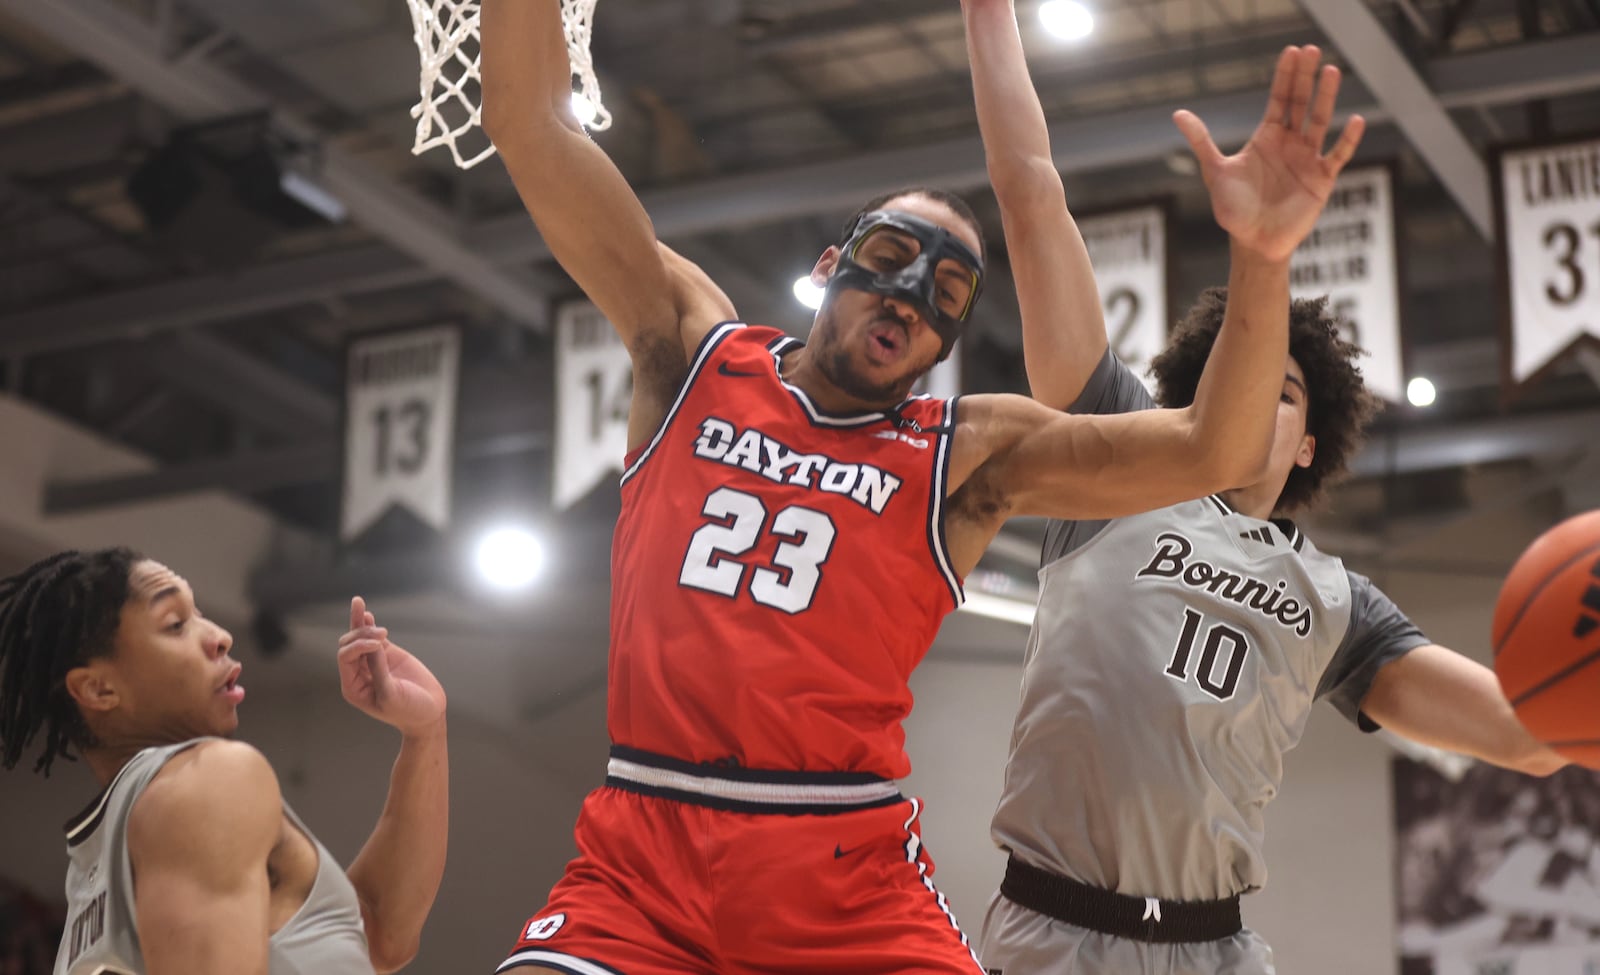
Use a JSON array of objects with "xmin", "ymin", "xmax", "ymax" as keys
[
  {"xmin": 980, "ymin": 352, "xmax": 1428, "ymax": 975},
  {"xmin": 54, "ymin": 739, "xmax": 374, "ymax": 975}
]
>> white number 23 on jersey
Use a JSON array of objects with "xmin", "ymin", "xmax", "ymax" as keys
[{"xmin": 680, "ymin": 488, "xmax": 837, "ymax": 614}]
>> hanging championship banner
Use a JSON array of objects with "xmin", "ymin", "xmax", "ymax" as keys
[
  {"xmin": 1078, "ymin": 203, "xmax": 1169, "ymax": 392},
  {"xmin": 554, "ymin": 300, "xmax": 632, "ymax": 509},
  {"xmin": 1494, "ymin": 133, "xmax": 1600, "ymax": 390},
  {"xmin": 340, "ymin": 324, "xmax": 460, "ymax": 542},
  {"xmin": 1290, "ymin": 164, "xmax": 1404, "ymax": 403}
]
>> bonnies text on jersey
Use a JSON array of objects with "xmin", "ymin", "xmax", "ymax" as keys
[
  {"xmin": 1135, "ymin": 532, "xmax": 1314, "ymax": 637},
  {"xmin": 692, "ymin": 418, "xmax": 905, "ymax": 515}
]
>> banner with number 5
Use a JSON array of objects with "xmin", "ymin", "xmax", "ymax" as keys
[
  {"xmin": 554, "ymin": 301, "xmax": 633, "ymax": 510},
  {"xmin": 1494, "ymin": 132, "xmax": 1600, "ymax": 391},
  {"xmin": 1078, "ymin": 203, "xmax": 1170, "ymax": 394},
  {"xmin": 340, "ymin": 324, "xmax": 461, "ymax": 543}
]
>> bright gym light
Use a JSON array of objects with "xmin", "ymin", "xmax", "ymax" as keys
[
  {"xmin": 1040, "ymin": 0, "xmax": 1095, "ymax": 41},
  {"xmin": 474, "ymin": 526, "xmax": 544, "ymax": 591},
  {"xmin": 793, "ymin": 275, "xmax": 826, "ymax": 310},
  {"xmin": 570, "ymin": 91, "xmax": 600, "ymax": 127},
  {"xmin": 1406, "ymin": 377, "xmax": 1437, "ymax": 408}
]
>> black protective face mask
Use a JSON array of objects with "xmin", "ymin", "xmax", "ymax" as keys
[{"xmin": 828, "ymin": 210, "xmax": 985, "ymax": 362}]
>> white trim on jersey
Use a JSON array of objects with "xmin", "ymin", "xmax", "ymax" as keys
[
  {"xmin": 606, "ymin": 756, "xmax": 902, "ymax": 807},
  {"xmin": 899, "ymin": 797, "xmax": 985, "ymax": 973},
  {"xmin": 764, "ymin": 340, "xmax": 934, "ymax": 428},
  {"xmin": 498, "ymin": 949, "xmax": 624, "ymax": 975},
  {"xmin": 619, "ymin": 321, "xmax": 744, "ymax": 487},
  {"xmin": 928, "ymin": 397, "xmax": 964, "ymax": 607}
]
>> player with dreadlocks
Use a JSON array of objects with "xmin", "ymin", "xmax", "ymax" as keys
[{"xmin": 0, "ymin": 548, "xmax": 450, "ymax": 975}]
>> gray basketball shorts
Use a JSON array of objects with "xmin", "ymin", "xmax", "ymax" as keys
[{"xmin": 977, "ymin": 890, "xmax": 1277, "ymax": 975}]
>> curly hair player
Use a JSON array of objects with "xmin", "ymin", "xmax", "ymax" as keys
[
  {"xmin": 0, "ymin": 549, "xmax": 450, "ymax": 975},
  {"xmin": 475, "ymin": 0, "xmax": 1374, "ymax": 971},
  {"xmin": 962, "ymin": 2, "xmax": 1571, "ymax": 969}
]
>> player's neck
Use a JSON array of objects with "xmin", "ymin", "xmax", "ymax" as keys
[
  {"xmin": 780, "ymin": 348, "xmax": 905, "ymax": 415},
  {"xmin": 81, "ymin": 742, "xmax": 145, "ymax": 788},
  {"xmin": 1218, "ymin": 483, "xmax": 1280, "ymax": 521}
]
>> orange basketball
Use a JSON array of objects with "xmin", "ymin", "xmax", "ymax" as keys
[{"xmin": 1492, "ymin": 509, "xmax": 1600, "ymax": 769}]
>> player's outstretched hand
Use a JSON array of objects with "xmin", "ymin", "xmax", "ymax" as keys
[
  {"xmin": 1174, "ymin": 45, "xmax": 1366, "ymax": 262},
  {"xmin": 337, "ymin": 596, "xmax": 447, "ymax": 736}
]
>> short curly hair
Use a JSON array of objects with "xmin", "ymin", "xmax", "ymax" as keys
[{"xmin": 1150, "ymin": 287, "xmax": 1382, "ymax": 514}]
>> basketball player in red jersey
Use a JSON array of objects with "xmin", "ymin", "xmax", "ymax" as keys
[{"xmin": 480, "ymin": 1, "xmax": 1363, "ymax": 971}]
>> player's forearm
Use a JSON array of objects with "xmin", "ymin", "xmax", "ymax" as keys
[
  {"xmin": 964, "ymin": 0, "xmax": 1054, "ymax": 195},
  {"xmin": 481, "ymin": 0, "xmax": 581, "ymax": 137},
  {"xmin": 347, "ymin": 719, "xmax": 449, "ymax": 973},
  {"xmin": 1186, "ymin": 241, "xmax": 1288, "ymax": 485},
  {"xmin": 964, "ymin": 0, "xmax": 1106, "ymax": 409},
  {"xmin": 1364, "ymin": 649, "xmax": 1569, "ymax": 778}
]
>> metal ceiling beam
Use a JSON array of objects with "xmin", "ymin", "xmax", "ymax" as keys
[
  {"xmin": 43, "ymin": 402, "xmax": 552, "ymax": 514},
  {"xmin": 133, "ymin": 331, "xmax": 337, "ymax": 439},
  {"xmin": 0, "ymin": 0, "xmax": 551, "ymax": 330},
  {"xmin": 1294, "ymin": 0, "xmax": 1494, "ymax": 238},
  {"xmin": 1348, "ymin": 406, "xmax": 1600, "ymax": 479},
  {"xmin": 2, "ymin": 34, "xmax": 1598, "ymax": 353}
]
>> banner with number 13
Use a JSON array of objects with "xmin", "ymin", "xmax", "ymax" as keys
[{"xmin": 340, "ymin": 325, "xmax": 460, "ymax": 542}]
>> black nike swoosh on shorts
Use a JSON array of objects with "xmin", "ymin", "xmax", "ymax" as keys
[
  {"xmin": 718, "ymin": 362, "xmax": 763, "ymax": 378},
  {"xmin": 834, "ymin": 843, "xmax": 862, "ymax": 859}
]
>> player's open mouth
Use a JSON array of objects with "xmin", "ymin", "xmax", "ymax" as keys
[
  {"xmin": 867, "ymin": 322, "xmax": 905, "ymax": 361},
  {"xmin": 218, "ymin": 664, "xmax": 245, "ymax": 704}
]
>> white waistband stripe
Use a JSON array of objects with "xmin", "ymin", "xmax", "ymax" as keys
[{"xmin": 607, "ymin": 758, "xmax": 901, "ymax": 806}]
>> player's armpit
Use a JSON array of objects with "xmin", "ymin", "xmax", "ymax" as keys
[
  {"xmin": 126, "ymin": 740, "xmax": 281, "ymax": 975},
  {"xmin": 1360, "ymin": 644, "xmax": 1568, "ymax": 777},
  {"xmin": 954, "ymin": 393, "xmax": 1253, "ymax": 524}
]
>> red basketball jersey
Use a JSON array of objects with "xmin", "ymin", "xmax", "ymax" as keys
[{"xmin": 610, "ymin": 323, "xmax": 964, "ymax": 779}]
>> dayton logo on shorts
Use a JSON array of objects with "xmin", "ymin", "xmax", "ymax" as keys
[{"xmin": 523, "ymin": 913, "xmax": 567, "ymax": 942}]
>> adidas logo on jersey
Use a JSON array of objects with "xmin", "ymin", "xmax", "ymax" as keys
[
  {"xmin": 1239, "ymin": 528, "xmax": 1274, "ymax": 545},
  {"xmin": 692, "ymin": 418, "xmax": 905, "ymax": 515}
]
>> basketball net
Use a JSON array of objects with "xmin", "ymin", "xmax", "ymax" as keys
[{"xmin": 406, "ymin": 0, "xmax": 612, "ymax": 171}]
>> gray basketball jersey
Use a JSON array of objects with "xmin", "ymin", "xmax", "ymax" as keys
[
  {"xmin": 989, "ymin": 351, "xmax": 1428, "ymax": 902},
  {"xmin": 54, "ymin": 739, "xmax": 374, "ymax": 975}
]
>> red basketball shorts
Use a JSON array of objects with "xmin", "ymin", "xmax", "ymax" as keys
[{"xmin": 498, "ymin": 747, "xmax": 983, "ymax": 975}]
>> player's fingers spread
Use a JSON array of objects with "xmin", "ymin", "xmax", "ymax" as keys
[
  {"xmin": 1326, "ymin": 115, "xmax": 1366, "ymax": 171},
  {"xmin": 1287, "ymin": 45, "xmax": 1319, "ymax": 132},
  {"xmin": 1173, "ymin": 111, "xmax": 1222, "ymax": 174},
  {"xmin": 1306, "ymin": 65, "xmax": 1340, "ymax": 148},
  {"xmin": 1262, "ymin": 46, "xmax": 1298, "ymax": 126}
]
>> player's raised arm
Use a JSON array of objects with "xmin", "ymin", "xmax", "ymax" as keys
[
  {"xmin": 949, "ymin": 47, "xmax": 1366, "ymax": 536},
  {"xmin": 962, "ymin": 0, "xmax": 1103, "ymax": 409},
  {"xmin": 480, "ymin": 0, "xmax": 705, "ymax": 361},
  {"xmin": 338, "ymin": 597, "xmax": 449, "ymax": 974}
]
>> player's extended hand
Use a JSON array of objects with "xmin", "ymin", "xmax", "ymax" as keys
[
  {"xmin": 1174, "ymin": 45, "xmax": 1366, "ymax": 262},
  {"xmin": 337, "ymin": 596, "xmax": 447, "ymax": 737}
]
